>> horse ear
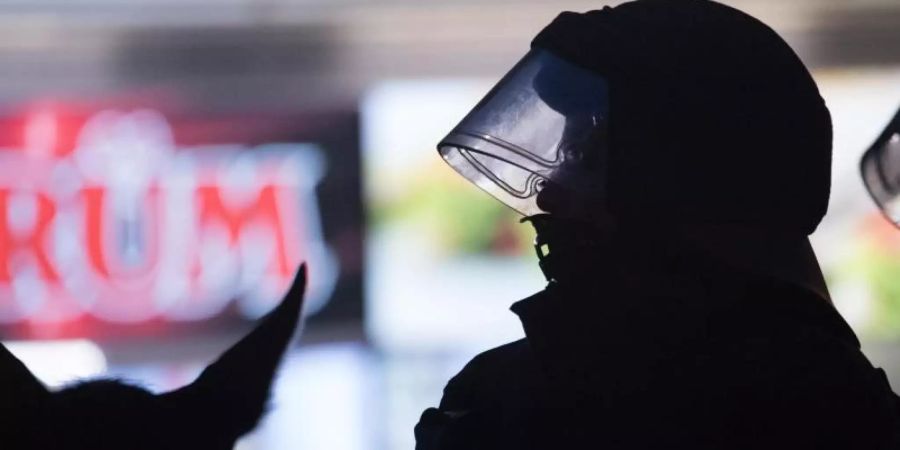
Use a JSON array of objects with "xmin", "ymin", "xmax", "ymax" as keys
[
  {"xmin": 162, "ymin": 264, "xmax": 307, "ymax": 437},
  {"xmin": 0, "ymin": 342, "xmax": 49, "ymax": 408}
]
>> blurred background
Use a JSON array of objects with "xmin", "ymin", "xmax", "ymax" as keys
[{"xmin": 0, "ymin": 0, "xmax": 898, "ymax": 448}]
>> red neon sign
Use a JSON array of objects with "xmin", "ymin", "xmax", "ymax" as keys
[{"xmin": 0, "ymin": 109, "xmax": 337, "ymax": 328}]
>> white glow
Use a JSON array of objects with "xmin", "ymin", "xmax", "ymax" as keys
[
  {"xmin": 3, "ymin": 339, "xmax": 107, "ymax": 388},
  {"xmin": 238, "ymin": 344, "xmax": 374, "ymax": 450}
]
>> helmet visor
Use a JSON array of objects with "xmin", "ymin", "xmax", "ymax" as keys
[
  {"xmin": 861, "ymin": 107, "xmax": 900, "ymax": 228},
  {"xmin": 437, "ymin": 48, "xmax": 610, "ymax": 216}
]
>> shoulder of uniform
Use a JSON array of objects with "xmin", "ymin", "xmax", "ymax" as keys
[
  {"xmin": 470, "ymin": 338, "xmax": 531, "ymax": 365},
  {"xmin": 439, "ymin": 339, "xmax": 530, "ymax": 409}
]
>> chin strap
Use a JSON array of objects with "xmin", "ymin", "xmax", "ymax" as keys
[
  {"xmin": 522, "ymin": 214, "xmax": 555, "ymax": 282},
  {"xmin": 521, "ymin": 214, "xmax": 605, "ymax": 284}
]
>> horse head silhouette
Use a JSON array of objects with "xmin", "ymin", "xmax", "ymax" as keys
[{"xmin": 0, "ymin": 265, "xmax": 307, "ymax": 450}]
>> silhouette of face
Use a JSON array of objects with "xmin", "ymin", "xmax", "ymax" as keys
[
  {"xmin": 532, "ymin": 56, "xmax": 610, "ymax": 221},
  {"xmin": 438, "ymin": 48, "xmax": 609, "ymax": 217},
  {"xmin": 535, "ymin": 178, "xmax": 612, "ymax": 227},
  {"xmin": 0, "ymin": 266, "xmax": 307, "ymax": 450}
]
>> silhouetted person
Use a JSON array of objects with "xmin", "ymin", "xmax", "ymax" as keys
[
  {"xmin": 417, "ymin": 1, "xmax": 900, "ymax": 448},
  {"xmin": 0, "ymin": 265, "xmax": 307, "ymax": 450}
]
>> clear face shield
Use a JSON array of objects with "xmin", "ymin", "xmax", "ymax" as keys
[
  {"xmin": 437, "ymin": 48, "xmax": 610, "ymax": 218},
  {"xmin": 861, "ymin": 107, "xmax": 900, "ymax": 228}
]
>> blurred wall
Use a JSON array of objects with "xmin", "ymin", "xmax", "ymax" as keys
[{"xmin": 0, "ymin": 0, "xmax": 898, "ymax": 110}]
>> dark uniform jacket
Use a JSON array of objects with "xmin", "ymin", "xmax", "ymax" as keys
[{"xmin": 415, "ymin": 278, "xmax": 900, "ymax": 449}]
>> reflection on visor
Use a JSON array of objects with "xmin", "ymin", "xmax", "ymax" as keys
[
  {"xmin": 861, "ymin": 107, "xmax": 900, "ymax": 228},
  {"xmin": 442, "ymin": 145, "xmax": 548, "ymax": 216},
  {"xmin": 437, "ymin": 48, "xmax": 609, "ymax": 216},
  {"xmin": 455, "ymin": 143, "xmax": 546, "ymax": 199}
]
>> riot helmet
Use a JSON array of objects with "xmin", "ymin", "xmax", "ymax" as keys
[
  {"xmin": 439, "ymin": 0, "xmax": 832, "ymax": 234},
  {"xmin": 436, "ymin": 0, "xmax": 834, "ymax": 299},
  {"xmin": 861, "ymin": 106, "xmax": 900, "ymax": 228}
]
